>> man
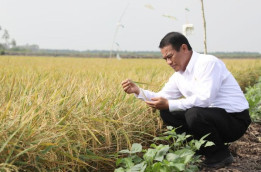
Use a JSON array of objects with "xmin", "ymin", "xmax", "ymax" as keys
[{"xmin": 121, "ymin": 32, "xmax": 251, "ymax": 168}]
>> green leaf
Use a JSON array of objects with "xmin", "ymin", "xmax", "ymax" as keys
[
  {"xmin": 166, "ymin": 153, "xmax": 178, "ymax": 162},
  {"xmin": 185, "ymin": 134, "xmax": 192, "ymax": 139},
  {"xmin": 159, "ymin": 166, "xmax": 170, "ymax": 172},
  {"xmin": 171, "ymin": 163, "xmax": 185, "ymax": 171},
  {"xmin": 152, "ymin": 162, "xmax": 162, "ymax": 171},
  {"xmin": 114, "ymin": 167, "xmax": 125, "ymax": 172},
  {"xmin": 153, "ymin": 135, "xmax": 171, "ymax": 141},
  {"xmin": 199, "ymin": 133, "xmax": 210, "ymax": 142},
  {"xmin": 143, "ymin": 148, "xmax": 157, "ymax": 163},
  {"xmin": 205, "ymin": 141, "xmax": 215, "ymax": 147},
  {"xmin": 116, "ymin": 157, "xmax": 134, "ymax": 169},
  {"xmin": 154, "ymin": 145, "xmax": 169, "ymax": 162},
  {"xmin": 150, "ymin": 143, "xmax": 157, "ymax": 148},
  {"xmin": 130, "ymin": 143, "xmax": 142, "ymax": 154},
  {"xmin": 130, "ymin": 161, "xmax": 147, "ymax": 172},
  {"xmin": 185, "ymin": 165, "xmax": 199, "ymax": 172},
  {"xmin": 167, "ymin": 126, "xmax": 173, "ymax": 130},
  {"xmin": 194, "ymin": 141, "xmax": 201, "ymax": 150},
  {"xmin": 174, "ymin": 148, "xmax": 195, "ymax": 164},
  {"xmin": 119, "ymin": 149, "xmax": 130, "ymax": 154},
  {"xmin": 116, "ymin": 158, "xmax": 123, "ymax": 166},
  {"xmin": 152, "ymin": 162, "xmax": 169, "ymax": 172},
  {"xmin": 183, "ymin": 154, "xmax": 194, "ymax": 164},
  {"xmin": 124, "ymin": 157, "xmax": 134, "ymax": 168},
  {"xmin": 132, "ymin": 155, "xmax": 143, "ymax": 164}
]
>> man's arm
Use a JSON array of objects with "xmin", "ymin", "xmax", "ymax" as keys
[
  {"xmin": 122, "ymin": 74, "xmax": 182, "ymax": 110},
  {"xmin": 168, "ymin": 60, "xmax": 223, "ymax": 111}
]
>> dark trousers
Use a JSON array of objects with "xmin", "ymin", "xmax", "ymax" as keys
[{"xmin": 160, "ymin": 107, "xmax": 251, "ymax": 157}]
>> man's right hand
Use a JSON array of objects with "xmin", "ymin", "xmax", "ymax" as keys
[{"xmin": 121, "ymin": 79, "xmax": 140, "ymax": 95}]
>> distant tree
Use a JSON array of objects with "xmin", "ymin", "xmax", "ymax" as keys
[
  {"xmin": 0, "ymin": 25, "xmax": 4, "ymax": 54},
  {"xmin": 27, "ymin": 44, "xmax": 39, "ymax": 51},
  {"xmin": 2, "ymin": 29, "xmax": 10, "ymax": 48},
  {"xmin": 0, "ymin": 25, "xmax": 2, "ymax": 45},
  {"xmin": 11, "ymin": 39, "xmax": 16, "ymax": 48}
]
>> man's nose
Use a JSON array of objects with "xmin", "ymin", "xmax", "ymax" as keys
[{"xmin": 167, "ymin": 58, "xmax": 172, "ymax": 65}]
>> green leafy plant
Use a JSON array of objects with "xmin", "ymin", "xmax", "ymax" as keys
[
  {"xmin": 115, "ymin": 126, "xmax": 214, "ymax": 172},
  {"xmin": 245, "ymin": 77, "xmax": 261, "ymax": 122}
]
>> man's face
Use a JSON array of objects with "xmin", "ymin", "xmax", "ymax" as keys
[{"xmin": 160, "ymin": 44, "xmax": 189, "ymax": 72}]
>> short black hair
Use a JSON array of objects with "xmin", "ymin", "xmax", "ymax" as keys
[{"xmin": 159, "ymin": 32, "xmax": 192, "ymax": 51}]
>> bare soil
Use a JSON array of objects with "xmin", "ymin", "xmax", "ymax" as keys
[{"xmin": 201, "ymin": 122, "xmax": 261, "ymax": 172}]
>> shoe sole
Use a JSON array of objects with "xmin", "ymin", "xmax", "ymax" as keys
[{"xmin": 204, "ymin": 155, "xmax": 234, "ymax": 169}]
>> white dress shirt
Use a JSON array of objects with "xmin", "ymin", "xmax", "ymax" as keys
[{"xmin": 136, "ymin": 51, "xmax": 249, "ymax": 113}]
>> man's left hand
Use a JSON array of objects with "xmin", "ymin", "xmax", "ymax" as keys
[{"xmin": 145, "ymin": 97, "xmax": 169, "ymax": 110}]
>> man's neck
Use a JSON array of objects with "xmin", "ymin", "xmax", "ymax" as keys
[{"xmin": 183, "ymin": 51, "xmax": 193, "ymax": 71}]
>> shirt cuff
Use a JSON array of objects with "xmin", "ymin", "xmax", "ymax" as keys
[
  {"xmin": 134, "ymin": 88, "xmax": 144, "ymax": 100},
  {"xmin": 168, "ymin": 99, "xmax": 185, "ymax": 112}
]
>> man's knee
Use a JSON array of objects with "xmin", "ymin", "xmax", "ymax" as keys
[
  {"xmin": 160, "ymin": 110, "xmax": 188, "ymax": 134},
  {"xmin": 185, "ymin": 107, "xmax": 204, "ymax": 128},
  {"xmin": 160, "ymin": 109, "xmax": 169, "ymax": 116},
  {"xmin": 159, "ymin": 110, "xmax": 171, "ymax": 123}
]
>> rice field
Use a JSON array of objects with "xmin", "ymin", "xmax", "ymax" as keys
[{"xmin": 0, "ymin": 56, "xmax": 260, "ymax": 171}]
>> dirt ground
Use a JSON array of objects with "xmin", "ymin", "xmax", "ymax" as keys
[{"xmin": 201, "ymin": 122, "xmax": 261, "ymax": 172}]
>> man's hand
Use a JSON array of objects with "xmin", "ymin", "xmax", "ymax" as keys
[
  {"xmin": 121, "ymin": 79, "xmax": 140, "ymax": 95},
  {"xmin": 145, "ymin": 97, "xmax": 169, "ymax": 110}
]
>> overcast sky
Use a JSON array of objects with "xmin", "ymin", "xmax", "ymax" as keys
[{"xmin": 0, "ymin": 0, "xmax": 261, "ymax": 53}]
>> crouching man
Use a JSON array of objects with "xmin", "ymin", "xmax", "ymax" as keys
[{"xmin": 121, "ymin": 32, "xmax": 251, "ymax": 169}]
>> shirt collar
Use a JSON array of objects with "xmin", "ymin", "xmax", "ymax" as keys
[{"xmin": 184, "ymin": 51, "xmax": 198, "ymax": 74}]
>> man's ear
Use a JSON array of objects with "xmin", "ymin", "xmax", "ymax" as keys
[{"xmin": 181, "ymin": 44, "xmax": 189, "ymax": 52}]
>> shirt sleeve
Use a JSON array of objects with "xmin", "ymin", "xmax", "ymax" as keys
[
  {"xmin": 168, "ymin": 60, "xmax": 223, "ymax": 111},
  {"xmin": 135, "ymin": 73, "xmax": 182, "ymax": 101}
]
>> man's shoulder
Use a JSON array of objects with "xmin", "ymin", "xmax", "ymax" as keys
[
  {"xmin": 195, "ymin": 53, "xmax": 227, "ymax": 73},
  {"xmin": 197, "ymin": 53, "xmax": 220, "ymax": 65},
  {"xmin": 198, "ymin": 53, "xmax": 218, "ymax": 61}
]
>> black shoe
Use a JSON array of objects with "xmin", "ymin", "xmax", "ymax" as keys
[{"xmin": 203, "ymin": 153, "xmax": 234, "ymax": 169}]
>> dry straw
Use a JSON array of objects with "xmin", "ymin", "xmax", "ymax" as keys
[{"xmin": 0, "ymin": 56, "xmax": 260, "ymax": 171}]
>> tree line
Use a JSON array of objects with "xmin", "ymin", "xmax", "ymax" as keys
[
  {"xmin": 0, "ymin": 25, "xmax": 260, "ymax": 59},
  {"xmin": 0, "ymin": 25, "xmax": 17, "ymax": 55},
  {"xmin": 3, "ymin": 48, "xmax": 261, "ymax": 59}
]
